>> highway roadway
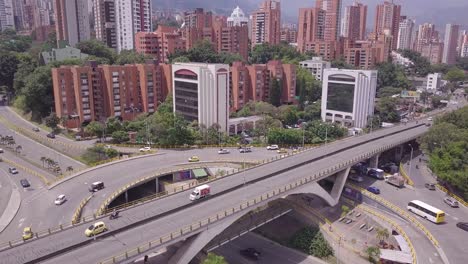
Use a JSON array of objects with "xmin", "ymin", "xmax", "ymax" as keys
[
  {"xmin": 0, "ymin": 147, "xmax": 280, "ymax": 242},
  {"xmin": 213, "ymin": 232, "xmax": 327, "ymax": 264},
  {"xmin": 370, "ymin": 158, "xmax": 468, "ymax": 264},
  {"xmin": 0, "ymin": 123, "xmax": 428, "ymax": 263},
  {"xmin": 0, "ymin": 107, "xmax": 87, "ymax": 178}
]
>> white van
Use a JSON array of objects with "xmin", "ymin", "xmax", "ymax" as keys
[{"xmin": 189, "ymin": 185, "xmax": 210, "ymax": 201}]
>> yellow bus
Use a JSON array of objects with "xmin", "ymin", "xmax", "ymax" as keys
[{"xmin": 407, "ymin": 200, "xmax": 445, "ymax": 223}]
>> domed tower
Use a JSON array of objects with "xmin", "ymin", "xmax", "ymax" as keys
[{"xmin": 227, "ymin": 6, "xmax": 249, "ymax": 27}]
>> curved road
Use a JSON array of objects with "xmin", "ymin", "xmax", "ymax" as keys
[{"xmin": 0, "ymin": 147, "xmax": 280, "ymax": 242}]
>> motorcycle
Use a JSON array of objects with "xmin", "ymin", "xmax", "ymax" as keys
[{"xmin": 109, "ymin": 210, "xmax": 120, "ymax": 220}]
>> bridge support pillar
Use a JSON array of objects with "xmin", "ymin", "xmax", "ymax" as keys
[
  {"xmin": 395, "ymin": 145, "xmax": 404, "ymax": 162},
  {"xmin": 125, "ymin": 191, "xmax": 129, "ymax": 203},
  {"xmin": 369, "ymin": 154, "xmax": 380, "ymax": 168},
  {"xmin": 330, "ymin": 167, "xmax": 351, "ymax": 202},
  {"xmin": 167, "ymin": 212, "xmax": 246, "ymax": 264},
  {"xmin": 155, "ymin": 177, "xmax": 159, "ymax": 193}
]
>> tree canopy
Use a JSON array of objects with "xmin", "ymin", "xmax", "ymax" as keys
[
  {"xmin": 418, "ymin": 106, "xmax": 468, "ymax": 199},
  {"xmin": 376, "ymin": 62, "xmax": 411, "ymax": 90}
]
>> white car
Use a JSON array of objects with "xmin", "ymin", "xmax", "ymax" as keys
[
  {"xmin": 427, "ymin": 117, "xmax": 433, "ymax": 121},
  {"xmin": 218, "ymin": 149, "xmax": 230, "ymax": 154},
  {"xmin": 54, "ymin": 194, "xmax": 67, "ymax": 205},
  {"xmin": 267, "ymin": 145, "xmax": 279, "ymax": 150},
  {"xmin": 139, "ymin": 146, "xmax": 151, "ymax": 152}
]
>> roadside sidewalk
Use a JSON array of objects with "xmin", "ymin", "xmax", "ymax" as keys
[{"xmin": 0, "ymin": 182, "xmax": 21, "ymax": 233}]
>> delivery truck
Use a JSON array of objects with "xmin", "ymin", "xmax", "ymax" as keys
[
  {"xmin": 190, "ymin": 184, "xmax": 211, "ymax": 201},
  {"xmin": 384, "ymin": 174, "xmax": 405, "ymax": 188}
]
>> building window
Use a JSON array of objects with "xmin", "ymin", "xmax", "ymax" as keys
[{"xmin": 326, "ymin": 82, "xmax": 355, "ymax": 113}]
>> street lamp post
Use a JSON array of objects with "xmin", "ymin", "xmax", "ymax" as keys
[
  {"xmin": 302, "ymin": 122, "xmax": 307, "ymax": 148},
  {"xmin": 408, "ymin": 144, "xmax": 414, "ymax": 179}
]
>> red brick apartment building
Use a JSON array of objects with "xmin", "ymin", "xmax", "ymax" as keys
[
  {"xmin": 230, "ymin": 60, "xmax": 296, "ymax": 112},
  {"xmin": 52, "ymin": 61, "xmax": 172, "ymax": 128},
  {"xmin": 135, "ymin": 26, "xmax": 186, "ymax": 63}
]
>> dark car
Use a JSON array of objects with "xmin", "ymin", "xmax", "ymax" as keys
[
  {"xmin": 367, "ymin": 186, "xmax": 380, "ymax": 194},
  {"xmin": 425, "ymin": 183, "xmax": 436, "ymax": 190},
  {"xmin": 240, "ymin": 248, "xmax": 261, "ymax": 260},
  {"xmin": 456, "ymin": 222, "xmax": 468, "ymax": 232},
  {"xmin": 47, "ymin": 133, "xmax": 56, "ymax": 139},
  {"xmin": 380, "ymin": 162, "xmax": 397, "ymax": 173},
  {"xmin": 32, "ymin": 127, "xmax": 40, "ymax": 132},
  {"xmin": 88, "ymin": 181, "xmax": 105, "ymax": 192},
  {"xmin": 20, "ymin": 179, "xmax": 30, "ymax": 188}
]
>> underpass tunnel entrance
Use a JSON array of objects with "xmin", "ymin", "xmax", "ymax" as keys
[{"xmin": 107, "ymin": 168, "xmax": 212, "ymax": 210}]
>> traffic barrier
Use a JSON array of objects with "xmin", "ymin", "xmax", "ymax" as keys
[
  {"xmin": 1, "ymin": 157, "xmax": 50, "ymax": 185},
  {"xmin": 436, "ymin": 184, "xmax": 468, "ymax": 207},
  {"xmin": 346, "ymin": 183, "xmax": 439, "ymax": 248},
  {"xmin": 72, "ymin": 195, "xmax": 93, "ymax": 224},
  {"xmin": 399, "ymin": 163, "xmax": 415, "ymax": 186}
]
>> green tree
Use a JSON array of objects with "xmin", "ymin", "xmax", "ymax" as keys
[
  {"xmin": 44, "ymin": 113, "xmax": 60, "ymax": 130},
  {"xmin": 0, "ymin": 52, "xmax": 20, "ymax": 93},
  {"xmin": 376, "ymin": 62, "xmax": 411, "ymax": 90},
  {"xmin": 303, "ymin": 101, "xmax": 322, "ymax": 121},
  {"xmin": 105, "ymin": 117, "xmax": 123, "ymax": 135},
  {"xmin": 331, "ymin": 58, "xmax": 355, "ymax": 69},
  {"xmin": 0, "ymin": 29, "xmax": 32, "ymax": 52},
  {"xmin": 340, "ymin": 205, "xmax": 350, "ymax": 217},
  {"xmin": 202, "ymin": 253, "xmax": 228, "ymax": 264},
  {"xmin": 377, "ymin": 86, "xmax": 403, "ymax": 98},
  {"xmin": 399, "ymin": 49, "xmax": 432, "ymax": 76},
  {"xmin": 267, "ymin": 128, "xmax": 303, "ymax": 145},
  {"xmin": 219, "ymin": 52, "xmax": 244, "ymax": 64},
  {"xmin": 376, "ymin": 97, "xmax": 400, "ymax": 122},
  {"xmin": 296, "ymin": 67, "xmax": 321, "ymax": 109},
  {"xmin": 21, "ymin": 66, "xmax": 54, "ymax": 120},
  {"xmin": 366, "ymin": 246, "xmax": 381, "ymax": 263},
  {"xmin": 111, "ymin": 130, "xmax": 129, "ymax": 143},
  {"xmin": 456, "ymin": 57, "xmax": 468, "ymax": 71},
  {"xmin": 444, "ymin": 67, "xmax": 466, "ymax": 84},
  {"xmin": 115, "ymin": 50, "xmax": 150, "ymax": 65},
  {"xmin": 309, "ymin": 232, "xmax": 333, "ymax": 258},
  {"xmin": 376, "ymin": 228, "xmax": 390, "ymax": 244},
  {"xmin": 269, "ymin": 78, "xmax": 282, "ymax": 107},
  {"xmin": 13, "ymin": 53, "xmax": 38, "ymax": 94},
  {"xmin": 172, "ymin": 56, "xmax": 190, "ymax": 63},
  {"xmin": 278, "ymin": 105, "xmax": 299, "ymax": 126},
  {"xmin": 84, "ymin": 121, "xmax": 104, "ymax": 137},
  {"xmin": 75, "ymin": 39, "xmax": 117, "ymax": 63},
  {"xmin": 105, "ymin": 148, "xmax": 119, "ymax": 158}
]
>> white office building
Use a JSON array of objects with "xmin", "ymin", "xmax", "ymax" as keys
[
  {"xmin": 172, "ymin": 63, "xmax": 230, "ymax": 133},
  {"xmin": 299, "ymin": 57, "xmax": 331, "ymax": 81},
  {"xmin": 321, "ymin": 69, "xmax": 378, "ymax": 128},
  {"xmin": 0, "ymin": 0, "xmax": 15, "ymax": 31},
  {"xmin": 397, "ymin": 18, "xmax": 414, "ymax": 50},
  {"xmin": 426, "ymin": 73, "xmax": 442, "ymax": 92},
  {"xmin": 107, "ymin": 0, "xmax": 152, "ymax": 52}
]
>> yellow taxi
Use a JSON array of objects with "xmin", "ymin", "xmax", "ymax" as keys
[
  {"xmin": 277, "ymin": 148, "xmax": 288, "ymax": 154},
  {"xmin": 188, "ymin": 156, "xmax": 200, "ymax": 162},
  {"xmin": 22, "ymin": 227, "xmax": 33, "ymax": 241},
  {"xmin": 84, "ymin": 221, "xmax": 107, "ymax": 237}
]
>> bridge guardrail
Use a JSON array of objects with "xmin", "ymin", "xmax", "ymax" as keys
[
  {"xmin": 399, "ymin": 162, "xmax": 414, "ymax": 186},
  {"xmin": 347, "ymin": 183, "xmax": 440, "ymax": 248},
  {"xmin": 72, "ymin": 195, "xmax": 94, "ymax": 224},
  {"xmin": 436, "ymin": 184, "xmax": 468, "ymax": 207}
]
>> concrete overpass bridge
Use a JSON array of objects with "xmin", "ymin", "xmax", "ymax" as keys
[{"xmin": 0, "ymin": 122, "xmax": 429, "ymax": 264}]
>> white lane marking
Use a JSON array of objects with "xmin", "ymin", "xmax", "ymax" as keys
[
  {"xmin": 429, "ymin": 257, "xmax": 434, "ymax": 263},
  {"xmin": 453, "ymin": 216, "xmax": 459, "ymax": 221}
]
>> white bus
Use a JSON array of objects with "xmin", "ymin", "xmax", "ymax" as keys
[{"xmin": 407, "ymin": 200, "xmax": 445, "ymax": 223}]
